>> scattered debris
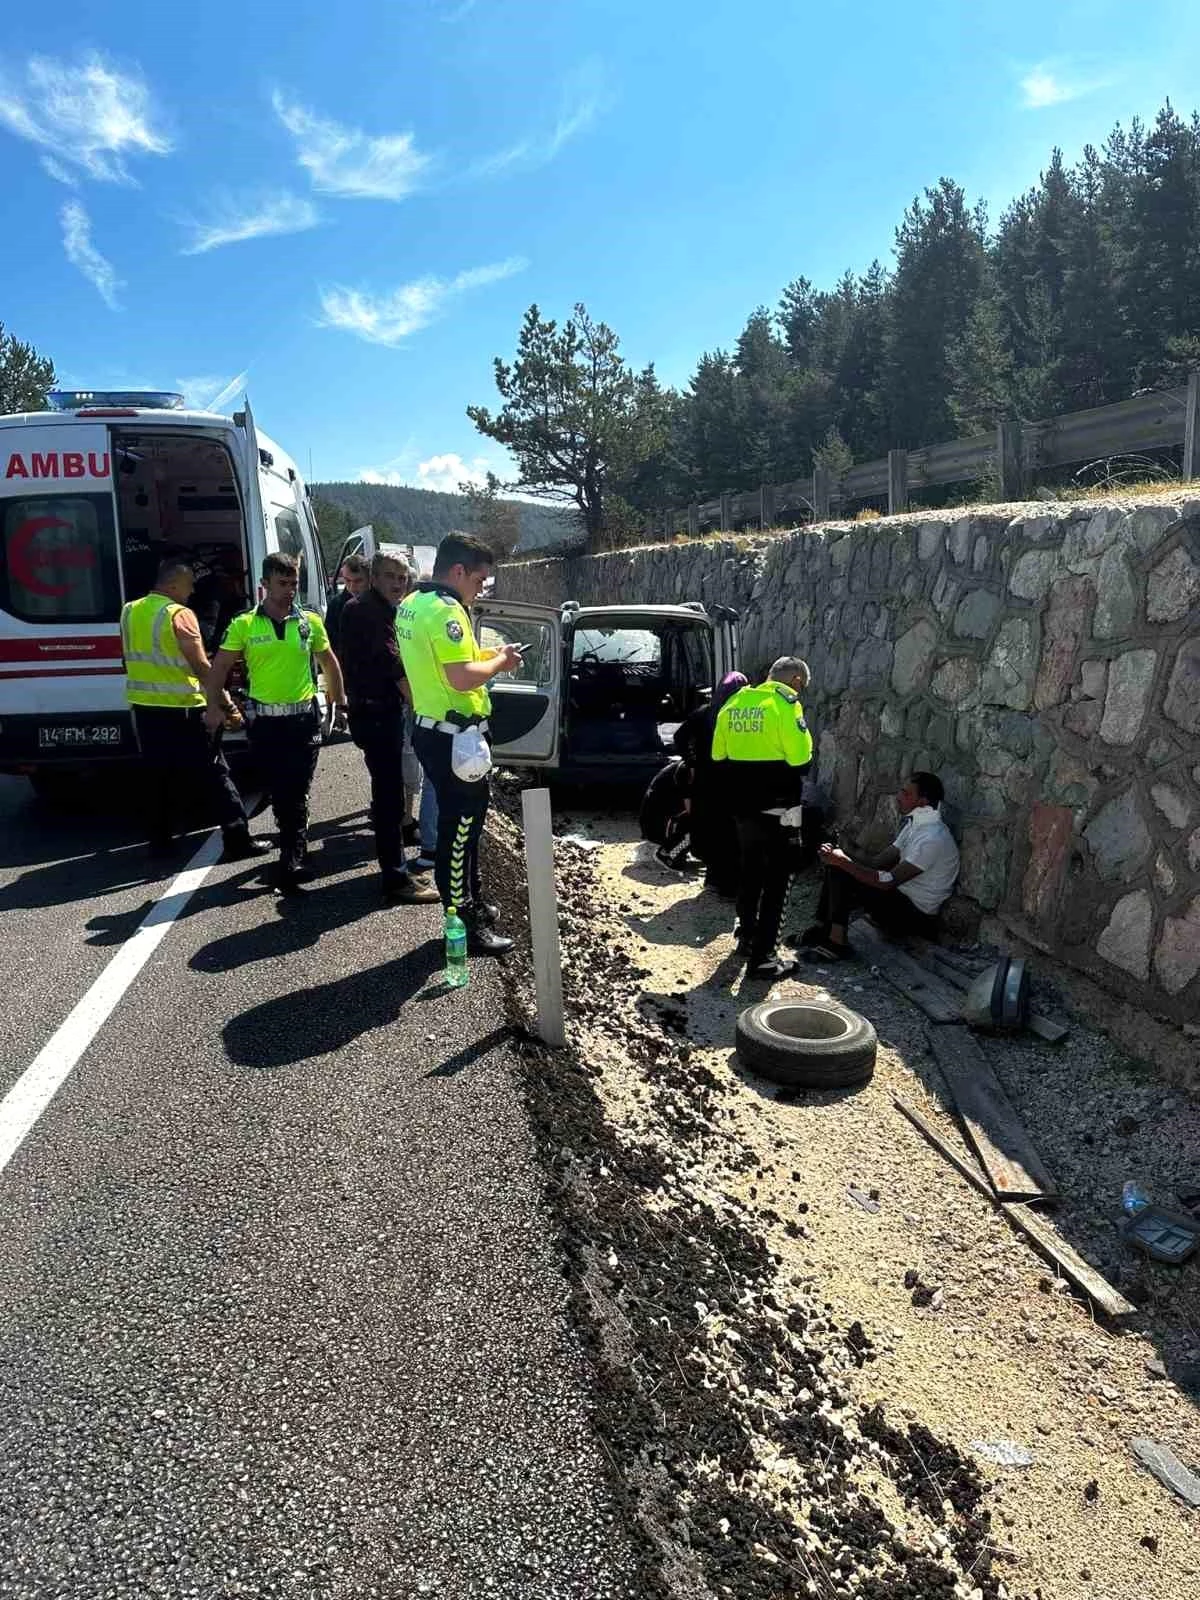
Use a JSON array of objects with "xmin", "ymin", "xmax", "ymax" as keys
[
  {"xmin": 1084, "ymin": 1478, "xmax": 1101, "ymax": 1503},
  {"xmin": 972, "ymin": 1439, "xmax": 1036, "ymax": 1468},
  {"xmin": 1130, "ymin": 1438, "xmax": 1200, "ymax": 1509},
  {"xmin": 1121, "ymin": 1204, "xmax": 1200, "ymax": 1265},
  {"xmin": 847, "ymin": 1185, "xmax": 881, "ymax": 1213},
  {"xmin": 558, "ymin": 832, "xmax": 604, "ymax": 852},
  {"xmin": 920, "ymin": 944, "xmax": 1070, "ymax": 1043}
]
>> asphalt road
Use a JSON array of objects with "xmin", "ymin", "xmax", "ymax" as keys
[{"xmin": 0, "ymin": 751, "xmax": 638, "ymax": 1599}]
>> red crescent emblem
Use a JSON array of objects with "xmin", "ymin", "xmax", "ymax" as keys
[{"xmin": 9, "ymin": 515, "xmax": 74, "ymax": 597}]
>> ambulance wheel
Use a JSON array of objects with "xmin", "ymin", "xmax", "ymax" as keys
[{"xmin": 735, "ymin": 999, "xmax": 876, "ymax": 1089}]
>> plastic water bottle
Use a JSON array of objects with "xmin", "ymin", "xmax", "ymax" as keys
[
  {"xmin": 444, "ymin": 906, "xmax": 469, "ymax": 988},
  {"xmin": 1122, "ymin": 1180, "xmax": 1151, "ymax": 1216}
]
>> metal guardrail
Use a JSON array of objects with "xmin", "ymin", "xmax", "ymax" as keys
[{"xmin": 648, "ymin": 373, "xmax": 1200, "ymax": 538}]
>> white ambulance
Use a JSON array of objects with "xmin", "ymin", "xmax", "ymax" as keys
[{"xmin": 0, "ymin": 390, "xmax": 328, "ymax": 796}]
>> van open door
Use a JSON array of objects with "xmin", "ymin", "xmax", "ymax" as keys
[
  {"xmin": 711, "ymin": 604, "xmax": 739, "ymax": 680},
  {"xmin": 474, "ymin": 599, "xmax": 562, "ymax": 767}
]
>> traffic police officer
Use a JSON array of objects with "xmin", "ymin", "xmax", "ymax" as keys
[
  {"xmin": 396, "ymin": 533, "xmax": 520, "ymax": 956},
  {"xmin": 121, "ymin": 556, "xmax": 262, "ymax": 862},
  {"xmin": 205, "ymin": 551, "xmax": 346, "ymax": 895},
  {"xmin": 711, "ymin": 656, "xmax": 813, "ymax": 978}
]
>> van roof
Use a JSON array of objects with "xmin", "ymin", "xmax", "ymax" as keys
[{"xmin": 573, "ymin": 603, "xmax": 714, "ymax": 621}]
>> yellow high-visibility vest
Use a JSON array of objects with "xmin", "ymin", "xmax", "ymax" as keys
[{"xmin": 120, "ymin": 592, "xmax": 205, "ymax": 709}]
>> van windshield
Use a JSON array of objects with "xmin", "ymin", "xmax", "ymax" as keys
[{"xmin": 0, "ymin": 493, "xmax": 122, "ymax": 624}]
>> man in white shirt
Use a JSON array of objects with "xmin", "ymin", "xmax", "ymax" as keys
[{"xmin": 796, "ymin": 771, "xmax": 960, "ymax": 961}]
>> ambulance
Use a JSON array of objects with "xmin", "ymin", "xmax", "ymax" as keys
[{"xmin": 0, "ymin": 390, "xmax": 328, "ymax": 797}]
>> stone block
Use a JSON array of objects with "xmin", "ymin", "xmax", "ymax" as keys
[
  {"xmin": 930, "ymin": 656, "xmax": 981, "ymax": 708},
  {"xmin": 880, "ymin": 704, "xmax": 905, "ymax": 737},
  {"xmin": 1063, "ymin": 507, "xmax": 1120, "ymax": 574},
  {"xmin": 1128, "ymin": 503, "xmax": 1184, "ymax": 554},
  {"xmin": 869, "ymin": 539, "xmax": 890, "ymax": 590},
  {"xmin": 1023, "ymin": 802, "xmax": 1074, "ymax": 923},
  {"xmin": 1151, "ymin": 783, "xmax": 1192, "ymax": 830},
  {"xmin": 1035, "ymin": 575, "xmax": 1095, "ymax": 711},
  {"xmin": 1093, "ymin": 545, "xmax": 1138, "ymax": 639},
  {"xmin": 1064, "ymin": 698, "xmax": 1103, "ymax": 738},
  {"xmin": 1164, "ymin": 636, "xmax": 1200, "ymax": 735},
  {"xmin": 953, "ymin": 587, "xmax": 1001, "ymax": 639},
  {"xmin": 1008, "ymin": 512, "xmax": 1058, "ymax": 544},
  {"xmin": 1099, "ymin": 649, "xmax": 1157, "ymax": 745},
  {"xmin": 917, "ymin": 521, "xmax": 945, "ymax": 561},
  {"xmin": 1155, "ymin": 855, "xmax": 1177, "ymax": 895},
  {"xmin": 1188, "ymin": 827, "xmax": 1200, "ymax": 873},
  {"xmin": 1147, "ymin": 544, "xmax": 1200, "ymax": 623},
  {"xmin": 1045, "ymin": 750, "xmax": 1100, "ymax": 811},
  {"xmin": 1084, "ymin": 787, "xmax": 1152, "ymax": 881},
  {"xmin": 950, "ymin": 517, "xmax": 972, "ymax": 564},
  {"xmin": 972, "ymin": 536, "xmax": 990, "ymax": 573},
  {"xmin": 1009, "ymin": 549, "xmax": 1058, "ymax": 602},
  {"xmin": 830, "ymin": 536, "xmax": 853, "ymax": 571},
  {"xmin": 1154, "ymin": 897, "xmax": 1200, "ymax": 995},
  {"xmin": 925, "ymin": 712, "xmax": 953, "ymax": 751},
  {"xmin": 1077, "ymin": 659, "xmax": 1107, "ymax": 702},
  {"xmin": 932, "ymin": 570, "xmax": 960, "ymax": 620},
  {"xmin": 888, "ymin": 528, "xmax": 915, "ymax": 581},
  {"xmin": 892, "ymin": 619, "xmax": 938, "ymax": 696},
  {"xmin": 1097, "ymin": 889, "xmax": 1153, "ymax": 980},
  {"xmin": 961, "ymin": 826, "xmax": 1010, "ymax": 910},
  {"xmin": 982, "ymin": 616, "xmax": 1038, "ymax": 709},
  {"xmin": 849, "ymin": 636, "xmax": 893, "ymax": 691},
  {"xmin": 902, "ymin": 571, "xmax": 924, "ymax": 601}
]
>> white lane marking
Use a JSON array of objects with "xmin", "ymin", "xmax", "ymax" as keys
[{"xmin": 0, "ymin": 828, "xmax": 228, "ymax": 1176}]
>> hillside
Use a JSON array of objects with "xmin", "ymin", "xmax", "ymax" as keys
[{"xmin": 311, "ymin": 481, "xmax": 579, "ymax": 561}]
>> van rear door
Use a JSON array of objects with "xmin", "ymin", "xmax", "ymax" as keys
[
  {"xmin": 473, "ymin": 599, "xmax": 563, "ymax": 766},
  {"xmin": 0, "ymin": 423, "xmax": 132, "ymax": 761}
]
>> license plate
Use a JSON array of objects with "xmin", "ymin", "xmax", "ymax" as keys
[{"xmin": 37, "ymin": 723, "xmax": 123, "ymax": 750}]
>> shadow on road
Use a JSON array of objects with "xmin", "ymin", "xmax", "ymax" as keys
[
  {"xmin": 223, "ymin": 937, "xmax": 443, "ymax": 1069},
  {"xmin": 425, "ymin": 1025, "xmax": 513, "ymax": 1078}
]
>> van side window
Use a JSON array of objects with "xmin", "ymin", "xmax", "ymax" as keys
[
  {"xmin": 273, "ymin": 508, "xmax": 308, "ymax": 591},
  {"xmin": 0, "ymin": 494, "xmax": 122, "ymax": 624}
]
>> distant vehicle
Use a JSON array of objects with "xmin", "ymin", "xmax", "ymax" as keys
[
  {"xmin": 474, "ymin": 598, "xmax": 740, "ymax": 785},
  {"xmin": 0, "ymin": 389, "xmax": 328, "ymax": 797},
  {"xmin": 329, "ymin": 524, "xmax": 437, "ymax": 585}
]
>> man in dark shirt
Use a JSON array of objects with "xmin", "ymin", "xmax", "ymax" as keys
[
  {"xmin": 324, "ymin": 553, "xmax": 369, "ymax": 658},
  {"xmin": 340, "ymin": 552, "xmax": 439, "ymax": 905}
]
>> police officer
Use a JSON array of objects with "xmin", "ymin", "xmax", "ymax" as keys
[
  {"xmin": 396, "ymin": 533, "xmax": 520, "ymax": 956},
  {"xmin": 121, "ymin": 556, "xmax": 263, "ymax": 862},
  {"xmin": 711, "ymin": 656, "xmax": 813, "ymax": 979},
  {"xmin": 204, "ymin": 551, "xmax": 346, "ymax": 896}
]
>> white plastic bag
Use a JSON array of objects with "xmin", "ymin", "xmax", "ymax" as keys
[
  {"xmin": 779, "ymin": 804, "xmax": 804, "ymax": 829},
  {"xmin": 450, "ymin": 725, "xmax": 492, "ymax": 781}
]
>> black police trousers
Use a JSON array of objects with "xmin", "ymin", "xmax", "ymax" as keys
[
  {"xmin": 133, "ymin": 704, "xmax": 247, "ymax": 849},
  {"xmin": 348, "ymin": 704, "xmax": 410, "ymax": 886},
  {"xmin": 734, "ymin": 812, "xmax": 794, "ymax": 964},
  {"xmin": 411, "ymin": 725, "xmax": 487, "ymax": 911},
  {"xmin": 246, "ymin": 707, "xmax": 321, "ymax": 879}
]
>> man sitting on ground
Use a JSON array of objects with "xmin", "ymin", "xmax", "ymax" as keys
[{"xmin": 798, "ymin": 771, "xmax": 959, "ymax": 961}]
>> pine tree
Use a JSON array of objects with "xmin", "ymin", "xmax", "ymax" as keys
[{"xmin": 0, "ymin": 323, "xmax": 55, "ymax": 415}]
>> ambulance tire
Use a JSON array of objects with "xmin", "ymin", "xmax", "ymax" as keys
[{"xmin": 735, "ymin": 999, "xmax": 876, "ymax": 1090}]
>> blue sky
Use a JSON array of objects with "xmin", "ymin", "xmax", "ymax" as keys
[{"xmin": 2, "ymin": 0, "xmax": 1198, "ymax": 491}]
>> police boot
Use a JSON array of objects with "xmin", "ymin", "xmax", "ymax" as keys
[{"xmin": 462, "ymin": 905, "xmax": 513, "ymax": 956}]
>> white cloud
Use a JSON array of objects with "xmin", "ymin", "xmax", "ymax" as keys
[
  {"xmin": 1019, "ymin": 63, "xmax": 1108, "ymax": 109},
  {"xmin": 272, "ymin": 91, "xmax": 431, "ymax": 200},
  {"xmin": 60, "ymin": 201, "xmax": 122, "ymax": 310},
  {"xmin": 318, "ymin": 256, "xmax": 527, "ymax": 347},
  {"xmin": 0, "ymin": 52, "xmax": 170, "ymax": 183},
  {"xmin": 175, "ymin": 372, "xmax": 250, "ymax": 412},
  {"xmin": 41, "ymin": 154, "xmax": 77, "ymax": 186},
  {"xmin": 181, "ymin": 191, "xmax": 320, "ymax": 254},
  {"xmin": 473, "ymin": 61, "xmax": 605, "ymax": 178},
  {"xmin": 361, "ymin": 454, "xmax": 499, "ymax": 489}
]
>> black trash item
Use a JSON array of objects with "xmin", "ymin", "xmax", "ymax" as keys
[
  {"xmin": 1121, "ymin": 1205, "xmax": 1200, "ymax": 1266},
  {"xmin": 735, "ymin": 999, "xmax": 877, "ymax": 1089},
  {"xmin": 962, "ymin": 956, "xmax": 1030, "ymax": 1032}
]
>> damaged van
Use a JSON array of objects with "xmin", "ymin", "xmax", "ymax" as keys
[
  {"xmin": 0, "ymin": 390, "xmax": 327, "ymax": 796},
  {"xmin": 474, "ymin": 598, "xmax": 739, "ymax": 784}
]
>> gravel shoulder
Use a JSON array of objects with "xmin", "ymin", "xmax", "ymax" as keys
[{"xmin": 493, "ymin": 789, "xmax": 1200, "ymax": 1600}]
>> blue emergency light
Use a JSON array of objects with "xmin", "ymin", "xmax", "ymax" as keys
[{"xmin": 47, "ymin": 390, "xmax": 186, "ymax": 412}]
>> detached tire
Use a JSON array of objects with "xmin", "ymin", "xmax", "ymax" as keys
[{"xmin": 735, "ymin": 999, "xmax": 877, "ymax": 1089}]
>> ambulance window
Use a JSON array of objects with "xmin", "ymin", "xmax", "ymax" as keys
[
  {"xmin": 273, "ymin": 509, "xmax": 308, "ymax": 589},
  {"xmin": 0, "ymin": 494, "xmax": 121, "ymax": 623}
]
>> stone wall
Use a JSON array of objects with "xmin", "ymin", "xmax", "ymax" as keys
[{"xmin": 498, "ymin": 499, "xmax": 1200, "ymax": 1024}]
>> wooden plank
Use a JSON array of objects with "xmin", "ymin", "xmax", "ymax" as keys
[
  {"xmin": 929, "ymin": 1025, "xmax": 1057, "ymax": 1203},
  {"xmin": 1184, "ymin": 370, "xmax": 1200, "ymax": 481},
  {"xmin": 854, "ymin": 921, "xmax": 963, "ymax": 1023},
  {"xmin": 893, "ymin": 1096, "xmax": 1136, "ymax": 1320},
  {"xmin": 887, "ymin": 449, "xmax": 909, "ymax": 514}
]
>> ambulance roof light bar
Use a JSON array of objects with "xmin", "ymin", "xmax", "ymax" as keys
[{"xmin": 47, "ymin": 390, "xmax": 186, "ymax": 413}]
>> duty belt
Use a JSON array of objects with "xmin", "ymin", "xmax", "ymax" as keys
[
  {"xmin": 414, "ymin": 714, "xmax": 489, "ymax": 735},
  {"xmin": 248, "ymin": 698, "xmax": 316, "ymax": 719}
]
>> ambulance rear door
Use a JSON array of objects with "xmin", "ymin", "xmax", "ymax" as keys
[
  {"xmin": 0, "ymin": 421, "xmax": 131, "ymax": 764},
  {"xmin": 473, "ymin": 599, "xmax": 563, "ymax": 767}
]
